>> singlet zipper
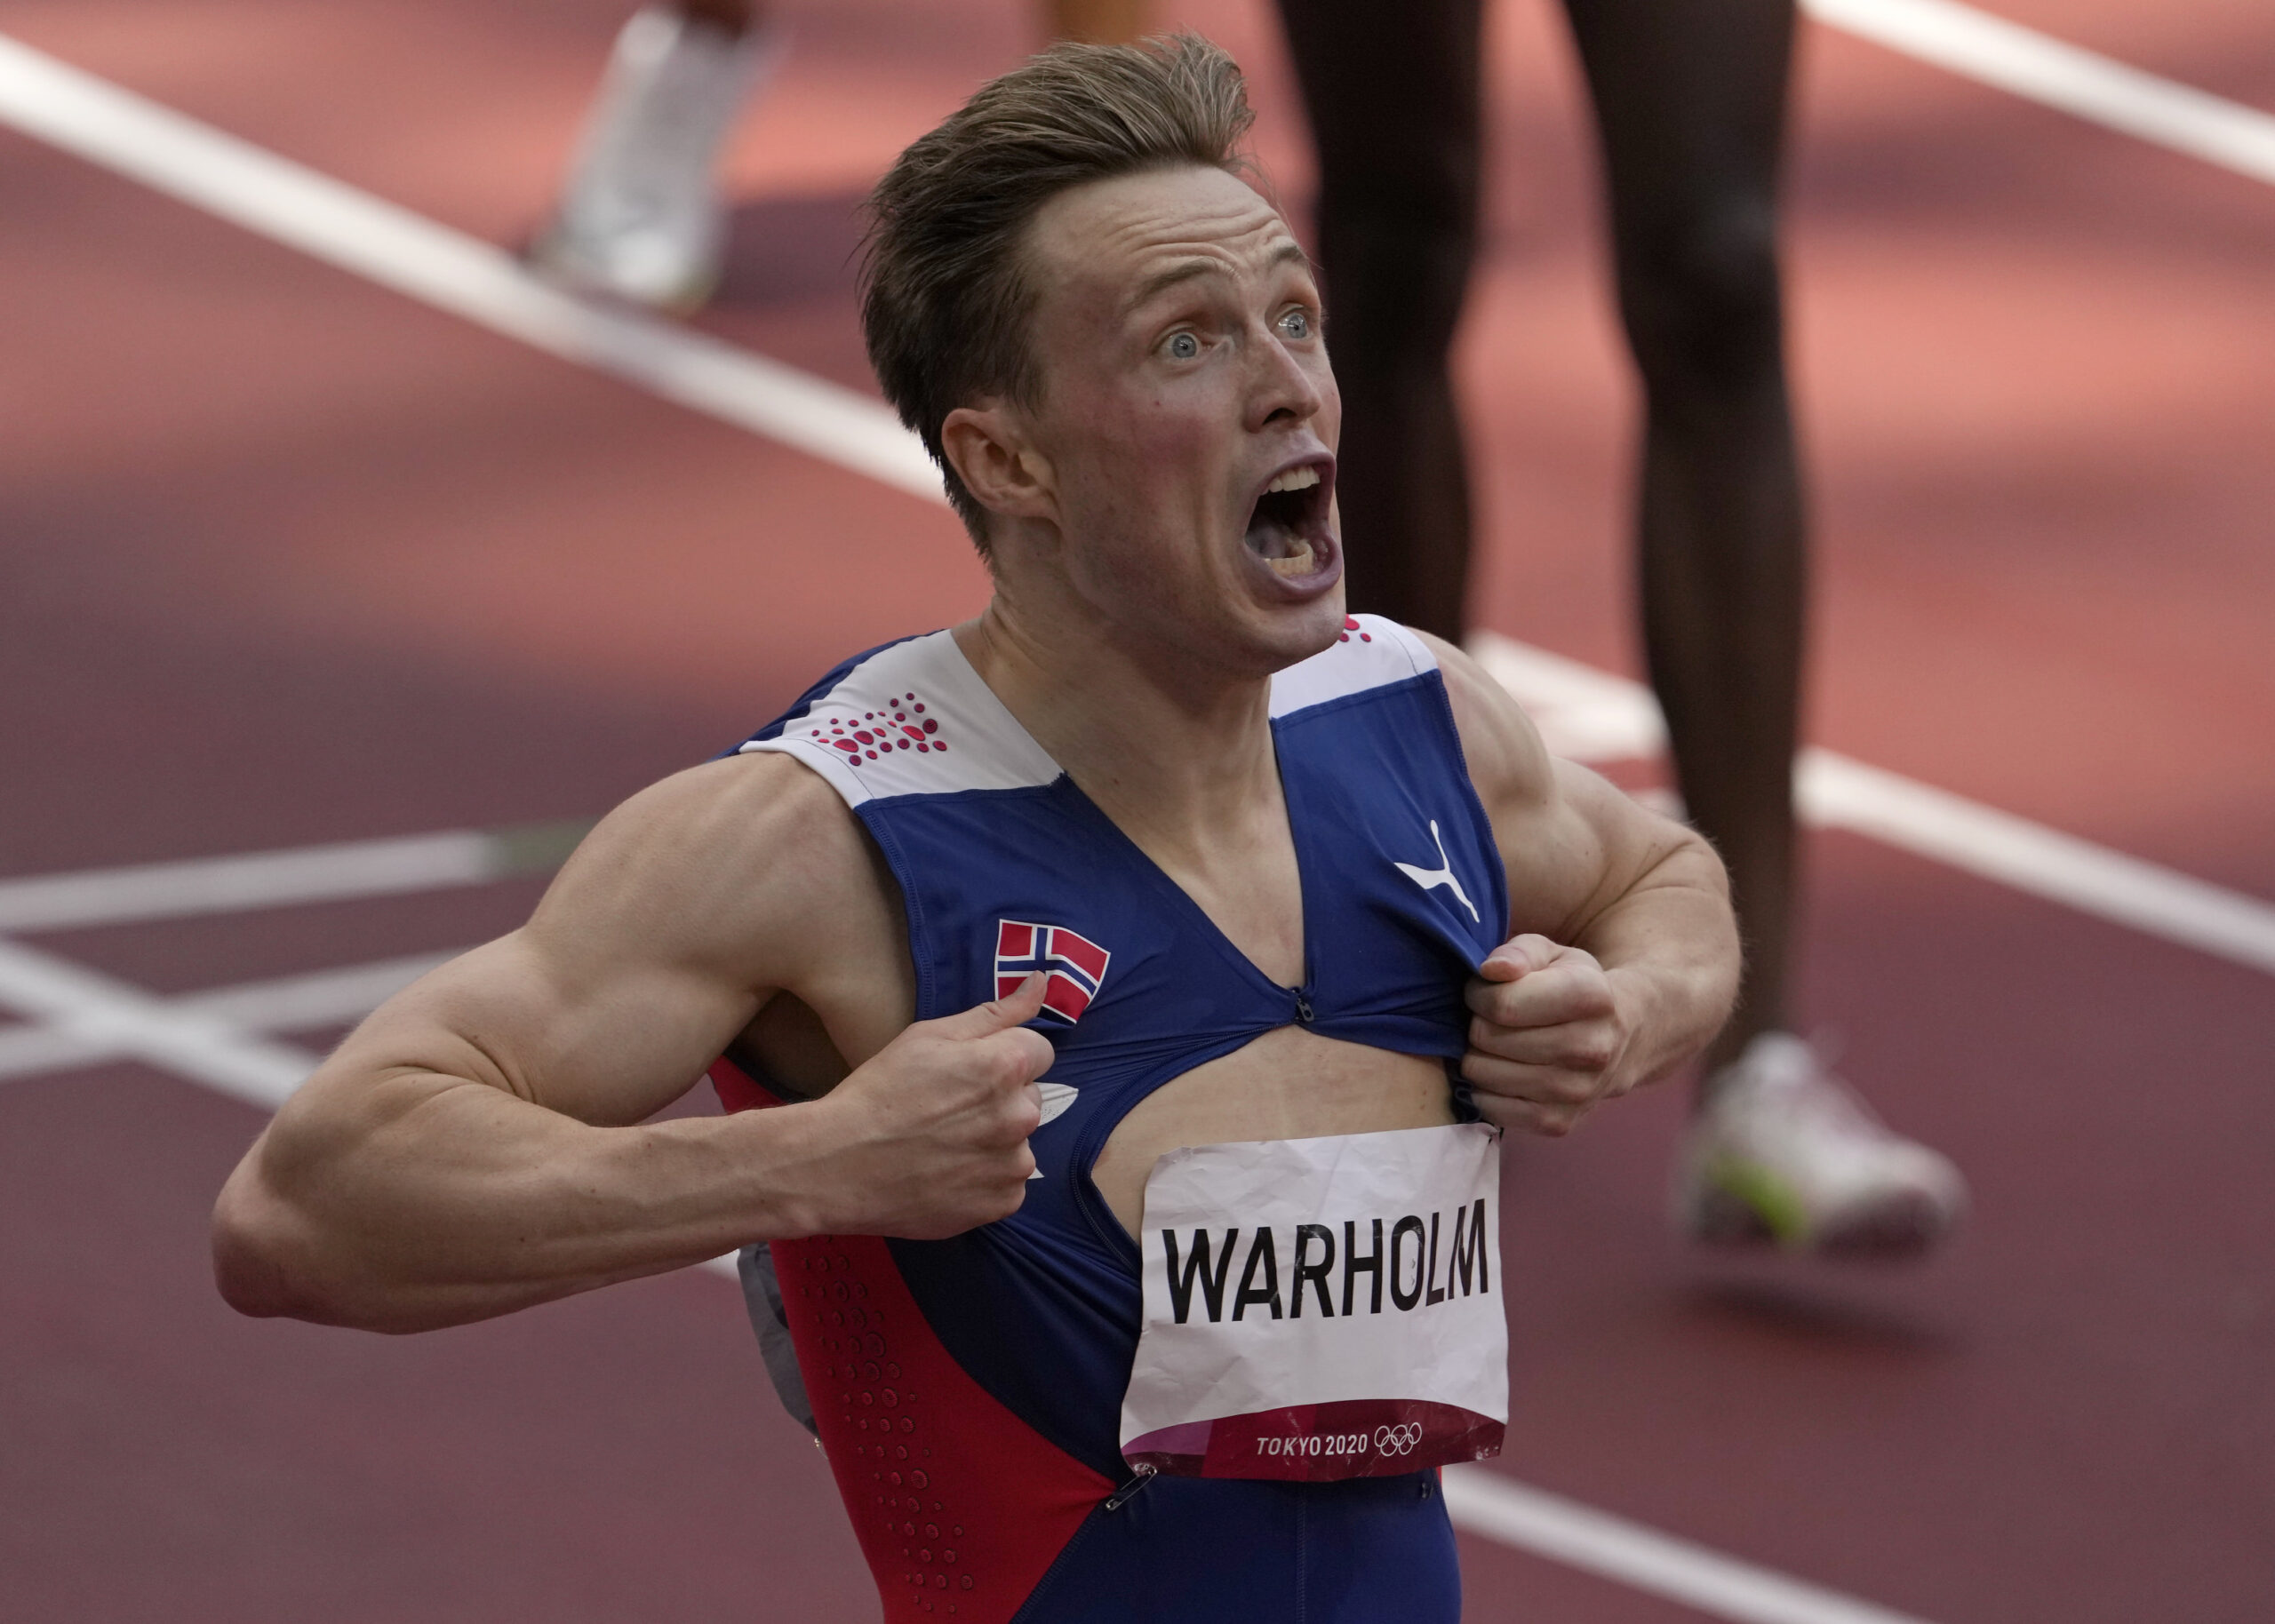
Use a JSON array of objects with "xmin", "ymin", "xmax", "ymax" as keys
[{"xmin": 1294, "ymin": 991, "xmax": 1314, "ymax": 1023}]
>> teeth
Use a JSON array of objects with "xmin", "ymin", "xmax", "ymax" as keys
[
  {"xmin": 1266, "ymin": 466, "xmax": 1321, "ymax": 495},
  {"xmin": 1266, "ymin": 539, "xmax": 1317, "ymax": 577}
]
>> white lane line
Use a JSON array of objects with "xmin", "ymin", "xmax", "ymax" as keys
[
  {"xmin": 1468, "ymin": 634, "xmax": 2275, "ymax": 978},
  {"xmin": 1805, "ymin": 0, "xmax": 2275, "ymax": 187},
  {"xmin": 0, "ymin": 1021, "xmax": 100, "ymax": 1080},
  {"xmin": 0, "ymin": 820, "xmax": 588, "ymax": 934},
  {"xmin": 0, "ymin": 936, "xmax": 316, "ymax": 1111},
  {"xmin": 0, "ymin": 934, "xmax": 745, "ymax": 1286},
  {"xmin": 0, "ymin": 832, "xmax": 490, "ymax": 934},
  {"xmin": 0, "ymin": 34, "xmax": 941, "ymax": 503},
  {"xmin": 0, "ymin": 950, "xmax": 459, "ymax": 1080},
  {"xmin": 1799, "ymin": 752, "xmax": 2275, "ymax": 975},
  {"xmin": 1442, "ymin": 1468, "xmax": 1936, "ymax": 1624},
  {"xmin": 1468, "ymin": 633, "xmax": 1670, "ymax": 763},
  {"xmin": 180, "ymin": 950, "xmax": 457, "ymax": 1029}
]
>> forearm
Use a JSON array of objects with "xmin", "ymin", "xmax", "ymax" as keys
[
  {"xmin": 1577, "ymin": 840, "xmax": 1741, "ymax": 1091},
  {"xmin": 213, "ymin": 1072, "xmax": 842, "ymax": 1333}
]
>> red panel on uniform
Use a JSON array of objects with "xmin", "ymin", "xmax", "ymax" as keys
[
  {"xmin": 707, "ymin": 1055, "xmax": 779, "ymax": 1114},
  {"xmin": 710, "ymin": 1055, "xmax": 1114, "ymax": 1622}
]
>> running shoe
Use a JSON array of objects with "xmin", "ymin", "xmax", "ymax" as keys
[
  {"xmin": 530, "ymin": 7, "xmax": 779, "ymax": 310},
  {"xmin": 1673, "ymin": 1032, "xmax": 1967, "ymax": 1258}
]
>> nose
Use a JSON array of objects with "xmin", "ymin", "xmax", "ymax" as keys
[{"xmin": 1245, "ymin": 318, "xmax": 1326, "ymax": 432}]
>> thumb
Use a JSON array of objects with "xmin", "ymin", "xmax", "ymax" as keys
[
  {"xmin": 935, "ymin": 970, "xmax": 1050, "ymax": 1038},
  {"xmin": 1480, "ymin": 934, "xmax": 1559, "ymax": 983}
]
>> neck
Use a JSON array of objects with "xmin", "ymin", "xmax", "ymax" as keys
[{"xmin": 954, "ymin": 593, "xmax": 1281, "ymax": 856}]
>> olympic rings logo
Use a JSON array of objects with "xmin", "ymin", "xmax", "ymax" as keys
[{"xmin": 1373, "ymin": 1422, "xmax": 1423, "ymax": 1456}]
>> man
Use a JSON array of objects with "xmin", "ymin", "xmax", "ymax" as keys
[
  {"xmin": 1271, "ymin": 0, "xmax": 1965, "ymax": 1254},
  {"xmin": 215, "ymin": 37, "xmax": 1737, "ymax": 1620}
]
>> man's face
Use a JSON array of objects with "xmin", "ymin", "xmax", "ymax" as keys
[{"xmin": 1011, "ymin": 163, "xmax": 1343, "ymax": 674}]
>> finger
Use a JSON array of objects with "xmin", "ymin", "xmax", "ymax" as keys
[
  {"xmin": 982, "ymin": 1026, "xmax": 1058, "ymax": 1088},
  {"xmin": 968, "ymin": 1146, "xmax": 1035, "ymax": 1222},
  {"xmin": 966, "ymin": 1075, "xmax": 1047, "ymax": 1146},
  {"xmin": 926, "ymin": 1035, "xmax": 1055, "ymax": 1143},
  {"xmin": 1462, "ymin": 1051, "xmax": 1609, "ymax": 1108},
  {"xmin": 1465, "ymin": 1014, "xmax": 1621, "ymax": 1075},
  {"xmin": 1474, "ymin": 1094, "xmax": 1589, "ymax": 1138},
  {"xmin": 1465, "ymin": 959, "xmax": 1614, "ymax": 1026},
  {"xmin": 1475, "ymin": 934, "xmax": 1561, "ymax": 983},
  {"xmin": 933, "ymin": 971, "xmax": 1049, "ymax": 1038}
]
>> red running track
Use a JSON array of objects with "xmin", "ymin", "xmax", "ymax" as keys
[{"xmin": 1, "ymin": 1, "xmax": 2271, "ymax": 1620}]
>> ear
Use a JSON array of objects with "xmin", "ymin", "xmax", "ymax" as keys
[{"xmin": 940, "ymin": 402, "xmax": 1057, "ymax": 527}]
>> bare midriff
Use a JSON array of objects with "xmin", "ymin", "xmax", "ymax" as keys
[
  {"xmin": 1088, "ymin": 1026, "xmax": 1456, "ymax": 1239},
  {"xmin": 735, "ymin": 999, "xmax": 1456, "ymax": 1245}
]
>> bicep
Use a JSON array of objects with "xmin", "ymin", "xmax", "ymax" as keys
[
  {"xmin": 292, "ymin": 752, "xmax": 871, "ymax": 1134},
  {"xmin": 1503, "ymin": 758, "xmax": 1706, "ymax": 943},
  {"xmin": 320, "ymin": 924, "xmax": 758, "ymax": 1129},
  {"xmin": 228, "ymin": 923, "xmax": 751, "ymax": 1279}
]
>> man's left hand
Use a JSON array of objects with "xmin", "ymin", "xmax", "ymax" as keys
[{"xmin": 1462, "ymin": 935, "xmax": 1635, "ymax": 1136}]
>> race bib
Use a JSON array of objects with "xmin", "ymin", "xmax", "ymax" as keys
[{"xmin": 1119, "ymin": 1122, "xmax": 1506, "ymax": 1482}]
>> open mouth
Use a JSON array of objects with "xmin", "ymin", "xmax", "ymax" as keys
[{"xmin": 1243, "ymin": 462, "xmax": 1332, "ymax": 577}]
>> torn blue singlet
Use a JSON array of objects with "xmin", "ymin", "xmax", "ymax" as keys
[{"xmin": 711, "ymin": 613, "xmax": 1508, "ymax": 1624}]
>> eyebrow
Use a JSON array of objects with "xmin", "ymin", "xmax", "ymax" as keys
[{"xmin": 1122, "ymin": 242, "xmax": 1313, "ymax": 315}]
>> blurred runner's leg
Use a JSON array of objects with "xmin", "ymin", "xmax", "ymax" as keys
[
  {"xmin": 1561, "ymin": 0, "xmax": 1804, "ymax": 1074},
  {"xmin": 533, "ymin": 2, "xmax": 1150, "ymax": 312},
  {"xmin": 1273, "ymin": 0, "xmax": 1483, "ymax": 644},
  {"xmin": 1561, "ymin": 0, "xmax": 1963, "ymax": 1254},
  {"xmin": 531, "ymin": 1, "xmax": 778, "ymax": 310},
  {"xmin": 1277, "ymin": 0, "xmax": 1966, "ymax": 1256}
]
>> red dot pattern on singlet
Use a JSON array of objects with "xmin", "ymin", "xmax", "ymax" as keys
[
  {"xmin": 1337, "ymin": 615, "xmax": 1370, "ymax": 644},
  {"xmin": 805, "ymin": 692, "xmax": 946, "ymax": 765},
  {"xmin": 796, "ymin": 1239, "xmax": 976, "ymax": 1614}
]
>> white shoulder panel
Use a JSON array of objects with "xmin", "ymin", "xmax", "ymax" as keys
[
  {"xmin": 1268, "ymin": 614, "xmax": 1438, "ymax": 719},
  {"xmin": 739, "ymin": 630, "xmax": 1063, "ymax": 808}
]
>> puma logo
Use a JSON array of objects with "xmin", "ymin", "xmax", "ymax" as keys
[{"xmin": 1395, "ymin": 820, "xmax": 1480, "ymax": 922}]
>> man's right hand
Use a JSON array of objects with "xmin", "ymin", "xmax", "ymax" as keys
[{"xmin": 802, "ymin": 973, "xmax": 1058, "ymax": 1238}]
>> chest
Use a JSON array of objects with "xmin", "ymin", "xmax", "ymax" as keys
[
  {"xmin": 738, "ymin": 666, "xmax": 1508, "ymax": 1111},
  {"xmin": 874, "ymin": 720, "xmax": 1505, "ymax": 1069},
  {"xmin": 1110, "ymin": 805, "xmax": 1307, "ymax": 991}
]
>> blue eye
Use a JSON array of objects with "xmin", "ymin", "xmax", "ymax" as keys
[
  {"xmin": 1167, "ymin": 332, "xmax": 1201, "ymax": 360},
  {"xmin": 1280, "ymin": 308, "xmax": 1314, "ymax": 340}
]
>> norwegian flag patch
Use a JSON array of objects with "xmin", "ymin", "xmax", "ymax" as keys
[{"xmin": 995, "ymin": 920, "xmax": 1112, "ymax": 1024}]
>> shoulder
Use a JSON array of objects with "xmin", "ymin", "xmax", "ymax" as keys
[
  {"xmin": 1406, "ymin": 629, "xmax": 1555, "ymax": 821},
  {"xmin": 1412, "ymin": 631, "xmax": 1720, "ymax": 942},
  {"xmin": 1269, "ymin": 612, "xmax": 1441, "ymax": 718},
  {"xmin": 1267, "ymin": 616, "xmax": 1552, "ymax": 817},
  {"xmin": 737, "ymin": 627, "xmax": 1058, "ymax": 807},
  {"xmin": 525, "ymin": 750, "xmax": 896, "ymax": 996}
]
